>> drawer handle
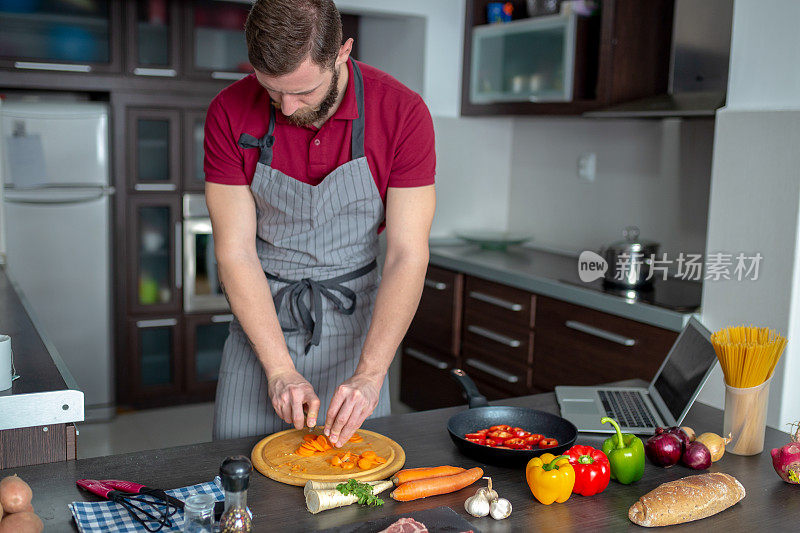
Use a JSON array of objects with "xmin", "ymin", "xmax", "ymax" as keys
[
  {"xmin": 406, "ymin": 348, "xmax": 448, "ymax": 370},
  {"xmin": 15, "ymin": 61, "xmax": 91, "ymax": 72},
  {"xmin": 424, "ymin": 279, "xmax": 447, "ymax": 291},
  {"xmin": 467, "ymin": 325, "xmax": 521, "ymax": 348},
  {"xmin": 469, "ymin": 291, "xmax": 523, "ymax": 311},
  {"xmin": 565, "ymin": 320, "xmax": 637, "ymax": 347},
  {"xmin": 465, "ymin": 358, "xmax": 519, "ymax": 384},
  {"xmin": 211, "ymin": 314, "xmax": 234, "ymax": 323},
  {"xmin": 133, "ymin": 67, "xmax": 177, "ymax": 77},
  {"xmin": 136, "ymin": 318, "xmax": 177, "ymax": 328},
  {"xmin": 134, "ymin": 184, "xmax": 177, "ymax": 192}
]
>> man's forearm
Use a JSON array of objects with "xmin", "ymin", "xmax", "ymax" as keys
[
  {"xmin": 217, "ymin": 256, "xmax": 295, "ymax": 377},
  {"xmin": 355, "ymin": 250, "xmax": 429, "ymax": 379}
]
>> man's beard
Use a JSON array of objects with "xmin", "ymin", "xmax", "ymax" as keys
[{"xmin": 278, "ymin": 67, "xmax": 340, "ymax": 127}]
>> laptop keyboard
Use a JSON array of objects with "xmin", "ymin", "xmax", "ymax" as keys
[{"xmin": 598, "ymin": 390, "xmax": 657, "ymax": 428}]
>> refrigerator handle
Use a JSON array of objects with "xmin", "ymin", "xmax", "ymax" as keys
[
  {"xmin": 175, "ymin": 222, "xmax": 183, "ymax": 290},
  {"xmin": 4, "ymin": 187, "xmax": 115, "ymax": 206}
]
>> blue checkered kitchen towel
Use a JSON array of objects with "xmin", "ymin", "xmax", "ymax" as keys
[{"xmin": 69, "ymin": 477, "xmax": 225, "ymax": 532}]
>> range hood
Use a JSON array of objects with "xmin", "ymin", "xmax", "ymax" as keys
[{"xmin": 585, "ymin": 0, "xmax": 733, "ymax": 118}]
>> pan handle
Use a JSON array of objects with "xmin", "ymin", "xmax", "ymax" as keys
[{"xmin": 450, "ymin": 369, "xmax": 490, "ymax": 409}]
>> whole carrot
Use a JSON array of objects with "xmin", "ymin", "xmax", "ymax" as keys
[
  {"xmin": 391, "ymin": 466, "xmax": 466, "ymax": 486},
  {"xmin": 390, "ymin": 467, "xmax": 484, "ymax": 501}
]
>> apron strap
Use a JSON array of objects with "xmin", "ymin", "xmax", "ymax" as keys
[
  {"xmin": 350, "ymin": 59, "xmax": 366, "ymax": 160},
  {"xmin": 237, "ymin": 105, "xmax": 276, "ymax": 166},
  {"xmin": 266, "ymin": 260, "xmax": 377, "ymax": 354}
]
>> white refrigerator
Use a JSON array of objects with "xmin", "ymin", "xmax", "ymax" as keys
[{"xmin": 0, "ymin": 101, "xmax": 114, "ymax": 421}]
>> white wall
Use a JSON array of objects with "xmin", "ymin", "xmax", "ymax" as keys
[
  {"xmin": 356, "ymin": 14, "xmax": 426, "ymax": 95},
  {"xmin": 430, "ymin": 116, "xmax": 514, "ymax": 237},
  {"xmin": 336, "ymin": 0, "xmax": 465, "ymax": 117},
  {"xmin": 697, "ymin": 0, "xmax": 800, "ymax": 429},
  {"xmin": 506, "ymin": 118, "xmax": 714, "ymax": 257}
]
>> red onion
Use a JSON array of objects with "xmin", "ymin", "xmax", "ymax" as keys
[
  {"xmin": 656, "ymin": 426, "xmax": 690, "ymax": 452},
  {"xmin": 681, "ymin": 441, "xmax": 712, "ymax": 470},
  {"xmin": 645, "ymin": 433, "xmax": 683, "ymax": 467},
  {"xmin": 771, "ymin": 421, "xmax": 800, "ymax": 484}
]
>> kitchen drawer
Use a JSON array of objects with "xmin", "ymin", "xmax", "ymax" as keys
[
  {"xmin": 463, "ymin": 309, "xmax": 533, "ymax": 365},
  {"xmin": 399, "ymin": 343, "xmax": 463, "ymax": 411},
  {"xmin": 464, "ymin": 277, "xmax": 535, "ymax": 329},
  {"xmin": 461, "ymin": 345, "xmax": 531, "ymax": 397},
  {"xmin": 533, "ymin": 296, "xmax": 679, "ymax": 391},
  {"xmin": 406, "ymin": 266, "xmax": 463, "ymax": 356}
]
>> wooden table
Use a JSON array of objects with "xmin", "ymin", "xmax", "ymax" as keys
[{"xmin": 3, "ymin": 387, "xmax": 797, "ymax": 531}]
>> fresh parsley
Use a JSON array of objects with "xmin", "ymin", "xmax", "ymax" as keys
[{"xmin": 336, "ymin": 479, "xmax": 384, "ymax": 507}]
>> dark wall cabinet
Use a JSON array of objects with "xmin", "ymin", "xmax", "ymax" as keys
[
  {"xmin": 400, "ymin": 267, "xmax": 679, "ymax": 411},
  {"xmin": 461, "ymin": 0, "xmax": 675, "ymax": 115}
]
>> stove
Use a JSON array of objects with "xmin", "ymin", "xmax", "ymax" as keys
[{"xmin": 558, "ymin": 277, "xmax": 702, "ymax": 312}]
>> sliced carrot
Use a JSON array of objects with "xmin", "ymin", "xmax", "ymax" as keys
[
  {"xmin": 300, "ymin": 443, "xmax": 317, "ymax": 452},
  {"xmin": 391, "ymin": 466, "xmax": 466, "ymax": 486},
  {"xmin": 374, "ymin": 456, "xmax": 387, "ymax": 464},
  {"xmin": 303, "ymin": 434, "xmax": 317, "ymax": 443},
  {"xmin": 317, "ymin": 435, "xmax": 332, "ymax": 450},
  {"xmin": 296, "ymin": 447, "xmax": 315, "ymax": 457},
  {"xmin": 361, "ymin": 450, "xmax": 376, "ymax": 459},
  {"xmin": 349, "ymin": 433, "xmax": 363, "ymax": 442},
  {"xmin": 341, "ymin": 452, "xmax": 352, "ymax": 462},
  {"xmin": 341, "ymin": 461, "xmax": 355, "ymax": 470},
  {"xmin": 391, "ymin": 467, "xmax": 483, "ymax": 502},
  {"xmin": 330, "ymin": 456, "xmax": 342, "ymax": 466},
  {"xmin": 358, "ymin": 458, "xmax": 377, "ymax": 470},
  {"xmin": 310, "ymin": 439, "xmax": 326, "ymax": 452}
]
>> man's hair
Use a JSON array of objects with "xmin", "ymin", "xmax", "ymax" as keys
[{"xmin": 245, "ymin": 0, "xmax": 343, "ymax": 76}]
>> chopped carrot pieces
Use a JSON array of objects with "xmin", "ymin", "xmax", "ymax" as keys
[
  {"xmin": 358, "ymin": 458, "xmax": 376, "ymax": 469},
  {"xmin": 361, "ymin": 450, "xmax": 376, "ymax": 459},
  {"xmin": 374, "ymin": 456, "xmax": 387, "ymax": 464},
  {"xmin": 303, "ymin": 435, "xmax": 317, "ymax": 443},
  {"xmin": 317, "ymin": 435, "xmax": 332, "ymax": 450},
  {"xmin": 349, "ymin": 434, "xmax": 363, "ymax": 442},
  {"xmin": 341, "ymin": 461, "xmax": 355, "ymax": 470},
  {"xmin": 330, "ymin": 456, "xmax": 342, "ymax": 466},
  {"xmin": 296, "ymin": 447, "xmax": 315, "ymax": 457}
]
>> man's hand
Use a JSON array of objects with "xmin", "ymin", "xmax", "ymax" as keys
[
  {"xmin": 324, "ymin": 373, "xmax": 383, "ymax": 447},
  {"xmin": 267, "ymin": 369, "xmax": 321, "ymax": 429}
]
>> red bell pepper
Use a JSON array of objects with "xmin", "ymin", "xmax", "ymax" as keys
[{"xmin": 565, "ymin": 445, "xmax": 611, "ymax": 496}]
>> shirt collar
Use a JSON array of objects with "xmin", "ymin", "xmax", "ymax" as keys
[{"xmin": 272, "ymin": 59, "xmax": 358, "ymax": 129}]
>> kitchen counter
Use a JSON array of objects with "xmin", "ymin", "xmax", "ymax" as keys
[
  {"xmin": 0, "ymin": 265, "xmax": 83, "ymax": 465},
  {"xmin": 429, "ymin": 243, "xmax": 700, "ymax": 332},
  {"xmin": 6, "ymin": 384, "xmax": 796, "ymax": 531}
]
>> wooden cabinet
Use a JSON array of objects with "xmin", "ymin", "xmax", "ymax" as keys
[
  {"xmin": 461, "ymin": 0, "xmax": 674, "ymax": 115},
  {"xmin": 127, "ymin": 108, "xmax": 181, "ymax": 192},
  {"xmin": 0, "ymin": 1, "xmax": 124, "ymax": 74},
  {"xmin": 183, "ymin": 0, "xmax": 252, "ymax": 81},
  {"xmin": 533, "ymin": 296, "xmax": 678, "ymax": 390},
  {"xmin": 183, "ymin": 108, "xmax": 208, "ymax": 192},
  {"xmin": 125, "ymin": 0, "xmax": 182, "ymax": 78},
  {"xmin": 401, "ymin": 269, "xmax": 680, "ymax": 411},
  {"xmin": 127, "ymin": 196, "xmax": 182, "ymax": 315},
  {"xmin": 184, "ymin": 313, "xmax": 232, "ymax": 397},
  {"xmin": 127, "ymin": 316, "xmax": 184, "ymax": 405}
]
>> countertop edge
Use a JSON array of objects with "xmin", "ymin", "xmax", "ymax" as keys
[{"xmin": 429, "ymin": 248, "xmax": 697, "ymax": 332}]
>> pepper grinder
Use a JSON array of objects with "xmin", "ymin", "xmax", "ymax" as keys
[{"xmin": 218, "ymin": 455, "xmax": 253, "ymax": 533}]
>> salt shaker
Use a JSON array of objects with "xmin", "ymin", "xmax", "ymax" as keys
[
  {"xmin": 218, "ymin": 455, "xmax": 253, "ymax": 533},
  {"xmin": 182, "ymin": 493, "xmax": 215, "ymax": 533}
]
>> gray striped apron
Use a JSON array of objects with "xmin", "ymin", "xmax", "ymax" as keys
[{"xmin": 213, "ymin": 60, "xmax": 391, "ymax": 440}]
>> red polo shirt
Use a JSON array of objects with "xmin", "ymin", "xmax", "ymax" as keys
[{"xmin": 203, "ymin": 59, "xmax": 435, "ymax": 198}]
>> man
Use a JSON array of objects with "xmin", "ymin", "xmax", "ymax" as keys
[{"xmin": 205, "ymin": 0, "xmax": 436, "ymax": 447}]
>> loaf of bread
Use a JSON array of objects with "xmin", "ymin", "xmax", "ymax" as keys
[{"xmin": 628, "ymin": 473, "xmax": 745, "ymax": 527}]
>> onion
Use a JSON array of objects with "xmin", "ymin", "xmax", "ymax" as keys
[
  {"xmin": 645, "ymin": 433, "xmax": 683, "ymax": 467},
  {"xmin": 770, "ymin": 421, "xmax": 800, "ymax": 484},
  {"xmin": 656, "ymin": 426, "xmax": 690, "ymax": 452},
  {"xmin": 681, "ymin": 441, "xmax": 712, "ymax": 470},
  {"xmin": 680, "ymin": 426, "xmax": 696, "ymax": 442},
  {"xmin": 695, "ymin": 432, "xmax": 731, "ymax": 462}
]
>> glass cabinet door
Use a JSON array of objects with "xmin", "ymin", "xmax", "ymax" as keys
[
  {"xmin": 126, "ymin": 0, "xmax": 180, "ymax": 77},
  {"xmin": 185, "ymin": 314, "xmax": 231, "ymax": 396},
  {"xmin": 128, "ymin": 196, "xmax": 181, "ymax": 314},
  {"xmin": 0, "ymin": 0, "xmax": 121, "ymax": 72},
  {"xmin": 127, "ymin": 108, "xmax": 180, "ymax": 191},
  {"xmin": 186, "ymin": 0, "xmax": 252, "ymax": 80},
  {"xmin": 471, "ymin": 14, "xmax": 578, "ymax": 104},
  {"xmin": 129, "ymin": 317, "xmax": 182, "ymax": 398},
  {"xmin": 183, "ymin": 109, "xmax": 207, "ymax": 192}
]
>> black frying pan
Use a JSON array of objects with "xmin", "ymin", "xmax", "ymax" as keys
[{"xmin": 447, "ymin": 369, "xmax": 577, "ymax": 466}]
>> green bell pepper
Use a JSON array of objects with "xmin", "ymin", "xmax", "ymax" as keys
[{"xmin": 601, "ymin": 417, "xmax": 645, "ymax": 484}]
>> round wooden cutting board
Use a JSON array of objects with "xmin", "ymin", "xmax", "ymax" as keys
[{"xmin": 251, "ymin": 427, "xmax": 405, "ymax": 486}]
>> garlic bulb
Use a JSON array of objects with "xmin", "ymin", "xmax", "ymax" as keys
[
  {"xmin": 490, "ymin": 497, "xmax": 512, "ymax": 520},
  {"xmin": 475, "ymin": 477, "xmax": 498, "ymax": 502},
  {"xmin": 464, "ymin": 492, "xmax": 490, "ymax": 517}
]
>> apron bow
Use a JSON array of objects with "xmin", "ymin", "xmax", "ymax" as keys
[
  {"xmin": 267, "ymin": 260, "xmax": 377, "ymax": 354},
  {"xmin": 238, "ymin": 132, "xmax": 275, "ymax": 164}
]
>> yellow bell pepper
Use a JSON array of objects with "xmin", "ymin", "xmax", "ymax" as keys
[{"xmin": 526, "ymin": 453, "xmax": 576, "ymax": 505}]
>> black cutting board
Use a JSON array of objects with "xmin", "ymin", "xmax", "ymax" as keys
[{"xmin": 320, "ymin": 506, "xmax": 480, "ymax": 533}]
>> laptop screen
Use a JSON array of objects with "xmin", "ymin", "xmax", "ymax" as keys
[{"xmin": 651, "ymin": 319, "xmax": 717, "ymax": 422}]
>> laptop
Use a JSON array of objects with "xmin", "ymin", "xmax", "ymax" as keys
[{"xmin": 555, "ymin": 316, "xmax": 716, "ymax": 434}]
